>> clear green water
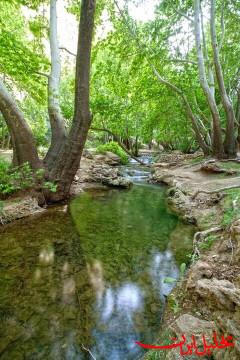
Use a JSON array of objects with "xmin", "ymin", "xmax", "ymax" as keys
[{"xmin": 0, "ymin": 184, "xmax": 194, "ymax": 360}]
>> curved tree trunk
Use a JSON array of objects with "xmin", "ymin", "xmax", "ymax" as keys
[
  {"xmin": 210, "ymin": 0, "xmax": 236, "ymax": 157},
  {"xmin": 49, "ymin": 0, "xmax": 96, "ymax": 201},
  {"xmin": 44, "ymin": 0, "xmax": 66, "ymax": 169},
  {"xmin": 0, "ymin": 81, "xmax": 41, "ymax": 169},
  {"xmin": 194, "ymin": 0, "xmax": 224, "ymax": 159},
  {"xmin": 151, "ymin": 66, "xmax": 210, "ymax": 156}
]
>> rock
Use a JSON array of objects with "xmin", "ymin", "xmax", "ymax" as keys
[
  {"xmin": 187, "ymin": 261, "xmax": 213, "ymax": 289},
  {"xmin": 170, "ymin": 314, "xmax": 214, "ymax": 338},
  {"xmin": 153, "ymin": 162, "xmax": 171, "ymax": 168},
  {"xmin": 82, "ymin": 149, "xmax": 94, "ymax": 159},
  {"xmin": 200, "ymin": 163, "xmax": 236, "ymax": 175},
  {"xmin": 166, "ymin": 314, "xmax": 214, "ymax": 360},
  {"xmin": 104, "ymin": 151, "xmax": 121, "ymax": 165},
  {"xmin": 0, "ymin": 196, "xmax": 44, "ymax": 225},
  {"xmin": 94, "ymin": 152, "xmax": 121, "ymax": 166},
  {"xmin": 230, "ymin": 219, "xmax": 240, "ymax": 241},
  {"xmin": 94, "ymin": 154, "xmax": 107, "ymax": 163},
  {"xmin": 195, "ymin": 278, "xmax": 240, "ymax": 310},
  {"xmin": 106, "ymin": 177, "xmax": 132, "ymax": 188}
]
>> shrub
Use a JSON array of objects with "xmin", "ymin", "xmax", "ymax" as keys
[
  {"xmin": 0, "ymin": 160, "xmax": 57, "ymax": 196},
  {"xmin": 96, "ymin": 141, "xmax": 129, "ymax": 164}
]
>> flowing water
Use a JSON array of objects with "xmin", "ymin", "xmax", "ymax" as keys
[{"xmin": 0, "ymin": 165, "xmax": 194, "ymax": 360}]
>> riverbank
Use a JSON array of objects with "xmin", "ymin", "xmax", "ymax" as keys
[
  {"xmin": 0, "ymin": 151, "xmax": 132, "ymax": 225},
  {"xmin": 145, "ymin": 155, "xmax": 240, "ymax": 360}
]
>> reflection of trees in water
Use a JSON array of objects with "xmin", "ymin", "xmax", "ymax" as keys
[
  {"xmin": 68, "ymin": 186, "xmax": 181, "ymax": 359},
  {"xmin": 0, "ymin": 185, "xmax": 188, "ymax": 360},
  {"xmin": 86, "ymin": 251, "xmax": 179, "ymax": 360},
  {"xmin": 0, "ymin": 210, "xmax": 95, "ymax": 360}
]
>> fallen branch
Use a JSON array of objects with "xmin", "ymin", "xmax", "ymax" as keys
[
  {"xmin": 90, "ymin": 127, "xmax": 148, "ymax": 166},
  {"xmin": 192, "ymin": 183, "xmax": 240, "ymax": 199}
]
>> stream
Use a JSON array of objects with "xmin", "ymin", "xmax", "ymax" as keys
[{"xmin": 0, "ymin": 159, "xmax": 194, "ymax": 360}]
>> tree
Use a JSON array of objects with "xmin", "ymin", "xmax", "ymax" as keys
[
  {"xmin": 110, "ymin": 0, "xmax": 240, "ymax": 159},
  {"xmin": 44, "ymin": 0, "xmax": 67, "ymax": 168},
  {"xmin": 0, "ymin": 0, "xmax": 96, "ymax": 201}
]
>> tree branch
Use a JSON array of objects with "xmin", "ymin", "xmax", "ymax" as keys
[
  {"xmin": 174, "ymin": 8, "xmax": 194, "ymax": 23},
  {"xmin": 35, "ymin": 71, "xmax": 49, "ymax": 78},
  {"xmin": 59, "ymin": 47, "xmax": 76, "ymax": 57},
  {"xmin": 169, "ymin": 58, "xmax": 197, "ymax": 66}
]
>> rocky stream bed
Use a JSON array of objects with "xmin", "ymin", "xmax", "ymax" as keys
[
  {"xmin": 145, "ymin": 153, "xmax": 240, "ymax": 360},
  {"xmin": 1, "ymin": 150, "xmax": 240, "ymax": 360}
]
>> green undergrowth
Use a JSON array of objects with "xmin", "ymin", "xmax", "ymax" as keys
[
  {"xmin": 96, "ymin": 141, "xmax": 129, "ymax": 164},
  {"xmin": 0, "ymin": 159, "xmax": 57, "ymax": 197},
  {"xmin": 221, "ymin": 189, "xmax": 240, "ymax": 227},
  {"xmin": 199, "ymin": 234, "xmax": 219, "ymax": 251}
]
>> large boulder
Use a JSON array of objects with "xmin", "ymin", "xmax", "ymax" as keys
[
  {"xmin": 0, "ymin": 196, "xmax": 44, "ymax": 225},
  {"xmin": 94, "ymin": 152, "xmax": 122, "ymax": 166},
  {"xmin": 165, "ymin": 314, "xmax": 214, "ymax": 360},
  {"xmin": 195, "ymin": 278, "xmax": 240, "ymax": 310},
  {"xmin": 86, "ymin": 163, "xmax": 132, "ymax": 188},
  {"xmin": 104, "ymin": 151, "xmax": 121, "ymax": 165}
]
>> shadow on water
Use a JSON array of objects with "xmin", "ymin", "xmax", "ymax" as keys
[{"xmin": 0, "ymin": 184, "xmax": 195, "ymax": 359}]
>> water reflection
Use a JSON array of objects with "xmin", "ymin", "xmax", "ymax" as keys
[
  {"xmin": 150, "ymin": 250, "xmax": 179, "ymax": 298},
  {"xmin": 0, "ymin": 185, "xmax": 193, "ymax": 360}
]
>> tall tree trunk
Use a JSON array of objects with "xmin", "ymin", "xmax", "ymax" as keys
[
  {"xmin": 134, "ymin": 135, "xmax": 139, "ymax": 157},
  {"xmin": 0, "ymin": 81, "xmax": 41, "ymax": 169},
  {"xmin": 236, "ymin": 88, "xmax": 240, "ymax": 150},
  {"xmin": 151, "ymin": 67, "xmax": 210, "ymax": 155},
  {"xmin": 210, "ymin": 0, "xmax": 236, "ymax": 157},
  {"xmin": 49, "ymin": 0, "xmax": 96, "ymax": 200},
  {"xmin": 194, "ymin": 0, "xmax": 224, "ymax": 158},
  {"xmin": 44, "ymin": 0, "xmax": 66, "ymax": 168}
]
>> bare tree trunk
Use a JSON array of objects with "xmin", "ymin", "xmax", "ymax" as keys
[
  {"xmin": 194, "ymin": 0, "xmax": 224, "ymax": 158},
  {"xmin": 210, "ymin": 0, "xmax": 236, "ymax": 157},
  {"xmin": 0, "ymin": 81, "xmax": 41, "ymax": 169},
  {"xmin": 44, "ymin": 0, "xmax": 66, "ymax": 169},
  {"xmin": 200, "ymin": 2, "xmax": 215, "ymax": 98},
  {"xmin": 49, "ymin": 0, "xmax": 96, "ymax": 200}
]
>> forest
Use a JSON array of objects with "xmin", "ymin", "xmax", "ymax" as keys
[{"xmin": 0, "ymin": 1, "xmax": 240, "ymax": 360}]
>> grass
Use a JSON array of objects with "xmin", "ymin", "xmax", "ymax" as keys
[
  {"xmin": 217, "ymin": 161, "xmax": 240, "ymax": 172},
  {"xmin": 221, "ymin": 189, "xmax": 240, "ymax": 227},
  {"xmin": 199, "ymin": 234, "xmax": 218, "ymax": 250}
]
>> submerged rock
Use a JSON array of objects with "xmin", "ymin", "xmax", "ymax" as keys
[{"xmin": 0, "ymin": 196, "xmax": 45, "ymax": 225}]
